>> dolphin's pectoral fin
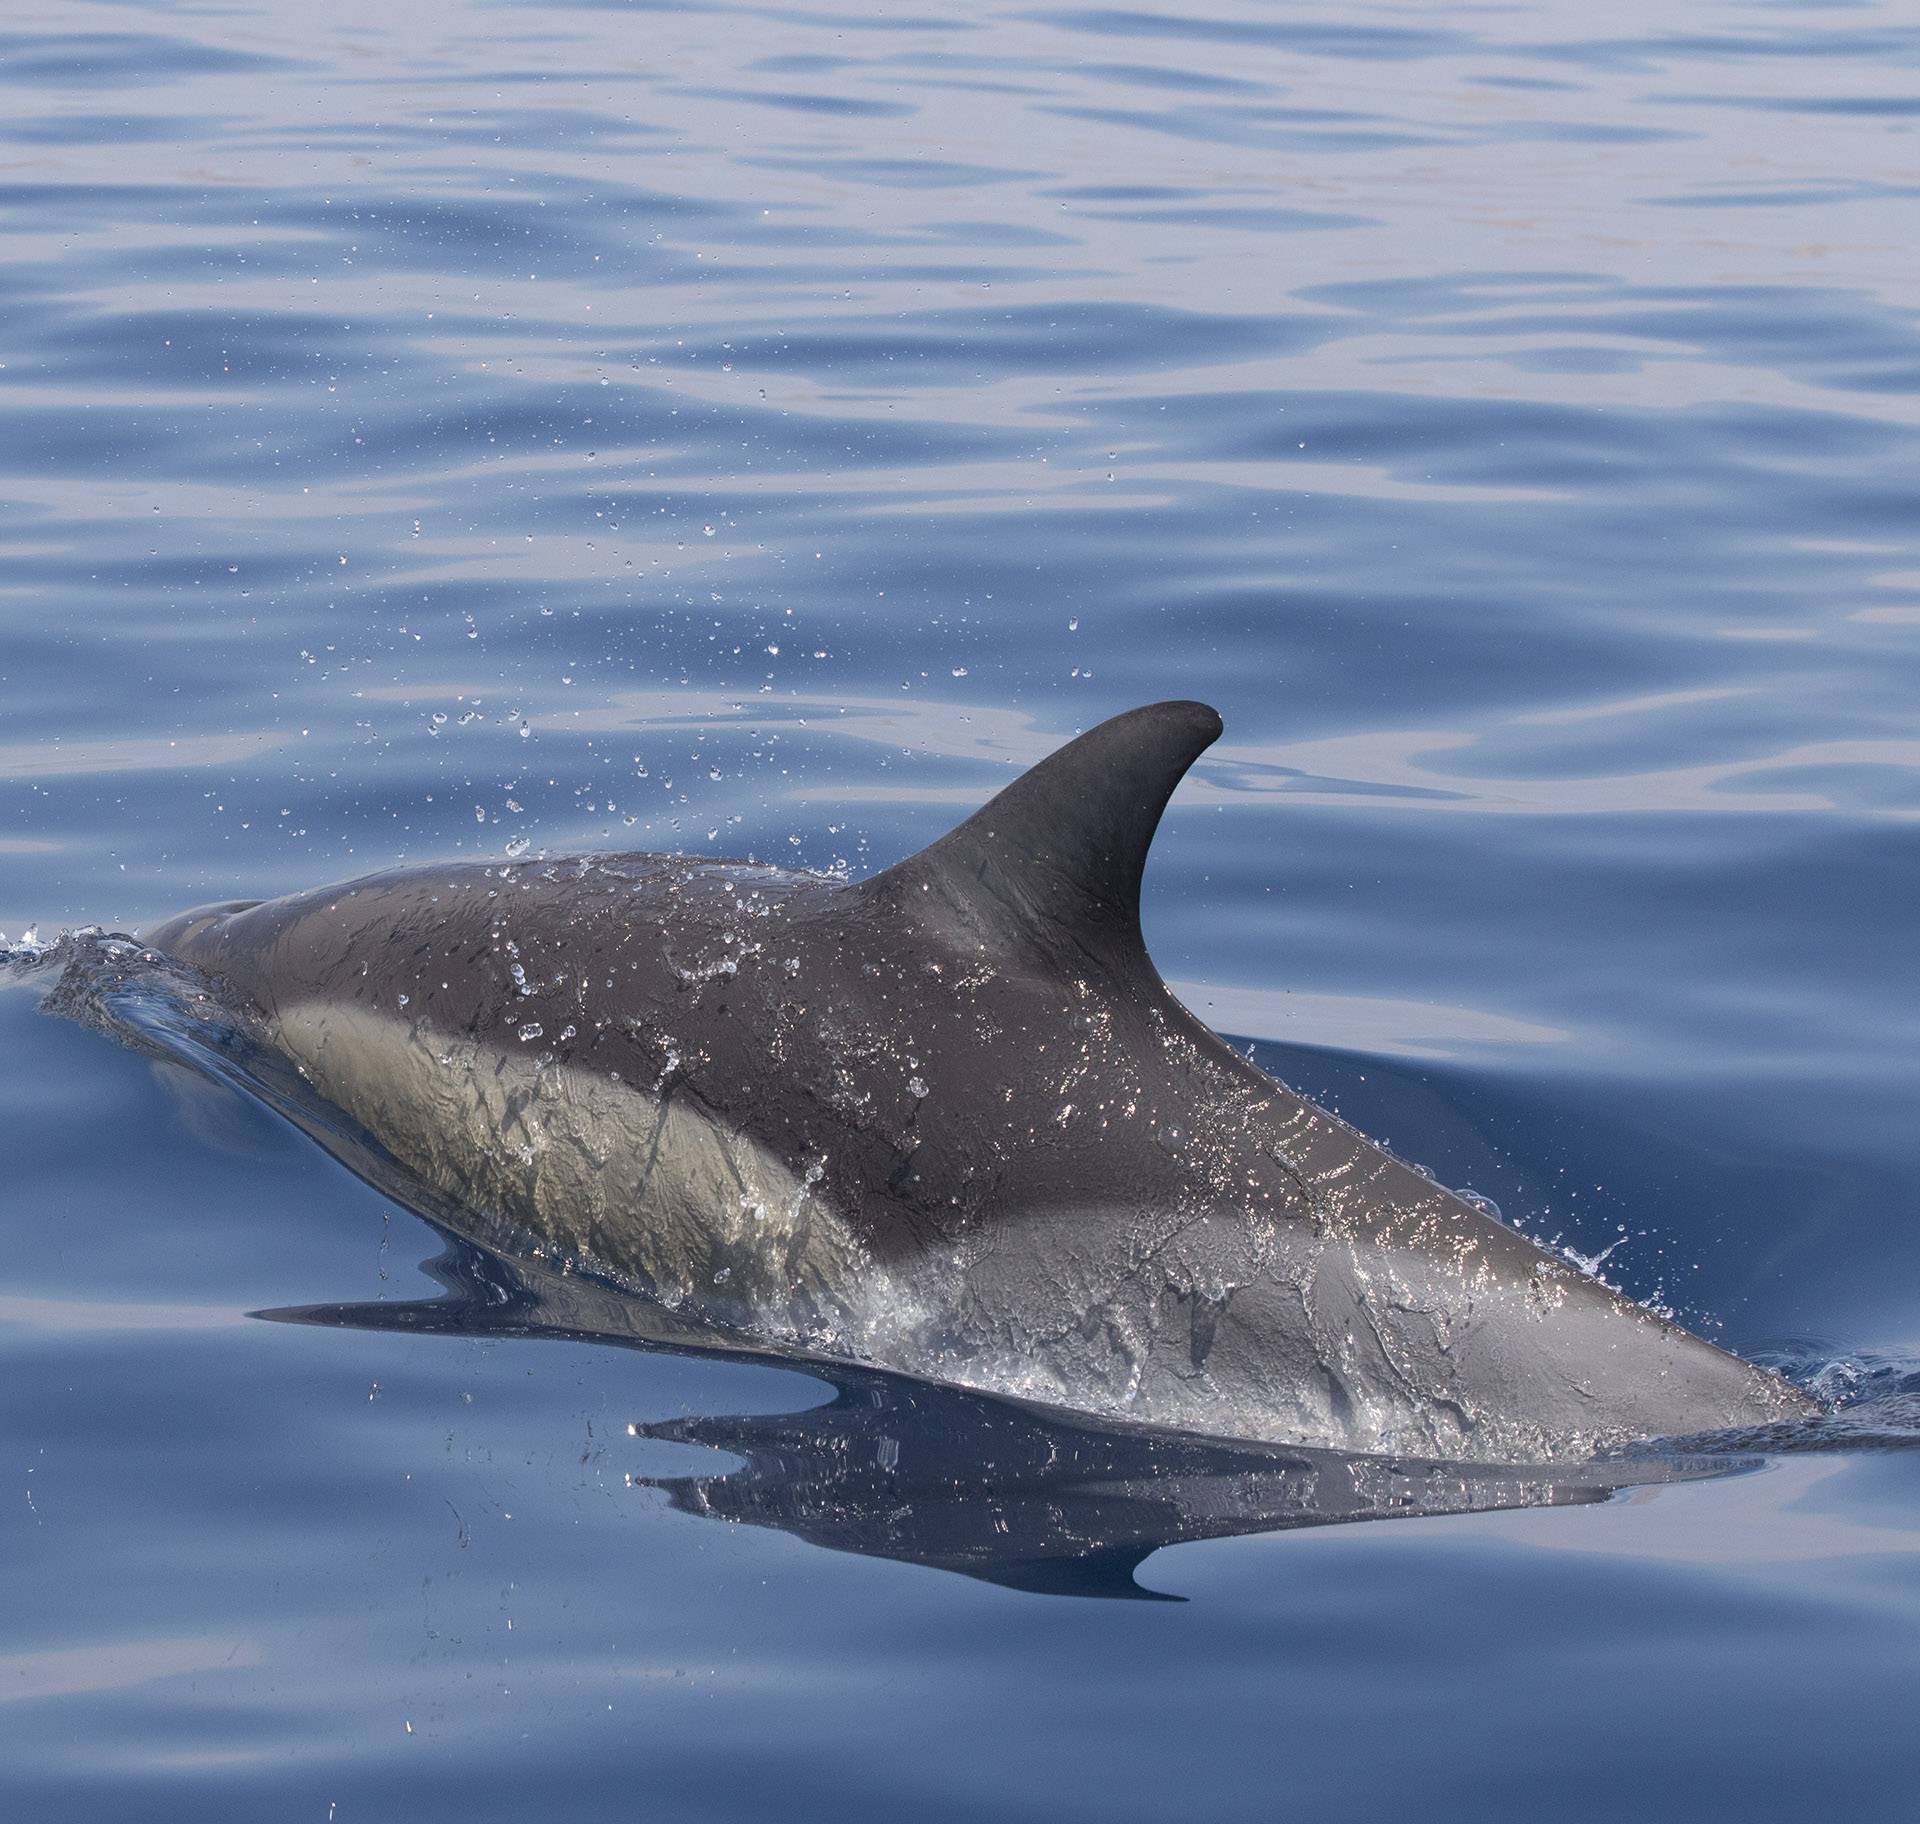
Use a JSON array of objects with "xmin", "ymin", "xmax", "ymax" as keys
[{"xmin": 860, "ymin": 699, "xmax": 1221, "ymax": 976}]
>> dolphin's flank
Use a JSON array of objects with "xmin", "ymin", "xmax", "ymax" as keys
[{"xmin": 145, "ymin": 701, "xmax": 1813, "ymax": 1461}]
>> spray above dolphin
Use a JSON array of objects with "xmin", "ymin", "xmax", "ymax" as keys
[{"xmin": 142, "ymin": 700, "xmax": 1812, "ymax": 1461}]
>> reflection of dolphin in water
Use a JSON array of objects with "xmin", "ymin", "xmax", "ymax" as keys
[
  {"xmin": 264, "ymin": 1235, "xmax": 1730, "ymax": 1601},
  {"xmin": 133, "ymin": 700, "xmax": 1807, "ymax": 1460}
]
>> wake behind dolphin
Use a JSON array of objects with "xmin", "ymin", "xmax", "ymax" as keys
[{"xmin": 96, "ymin": 701, "xmax": 1809, "ymax": 1460}]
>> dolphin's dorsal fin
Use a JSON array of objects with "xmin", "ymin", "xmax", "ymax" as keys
[{"xmin": 860, "ymin": 700, "xmax": 1222, "ymax": 975}]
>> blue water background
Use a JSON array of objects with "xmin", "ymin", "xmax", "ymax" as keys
[{"xmin": 3, "ymin": 0, "xmax": 1918, "ymax": 1815}]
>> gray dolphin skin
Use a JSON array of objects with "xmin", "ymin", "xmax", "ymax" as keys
[{"xmin": 145, "ymin": 700, "xmax": 1812, "ymax": 1461}]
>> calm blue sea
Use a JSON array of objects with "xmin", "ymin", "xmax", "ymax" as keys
[{"xmin": 3, "ymin": 0, "xmax": 1918, "ymax": 1816}]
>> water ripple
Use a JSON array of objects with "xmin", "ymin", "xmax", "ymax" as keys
[{"xmin": 3, "ymin": 0, "xmax": 1919, "ymax": 1810}]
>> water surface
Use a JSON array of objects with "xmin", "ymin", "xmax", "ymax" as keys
[{"xmin": 3, "ymin": 0, "xmax": 1919, "ymax": 1816}]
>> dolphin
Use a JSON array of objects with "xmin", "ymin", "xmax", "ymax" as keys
[{"xmin": 143, "ymin": 699, "xmax": 1813, "ymax": 1461}]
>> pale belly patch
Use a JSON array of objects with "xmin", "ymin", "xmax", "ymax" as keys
[{"xmin": 272, "ymin": 1001, "xmax": 922, "ymax": 1355}]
